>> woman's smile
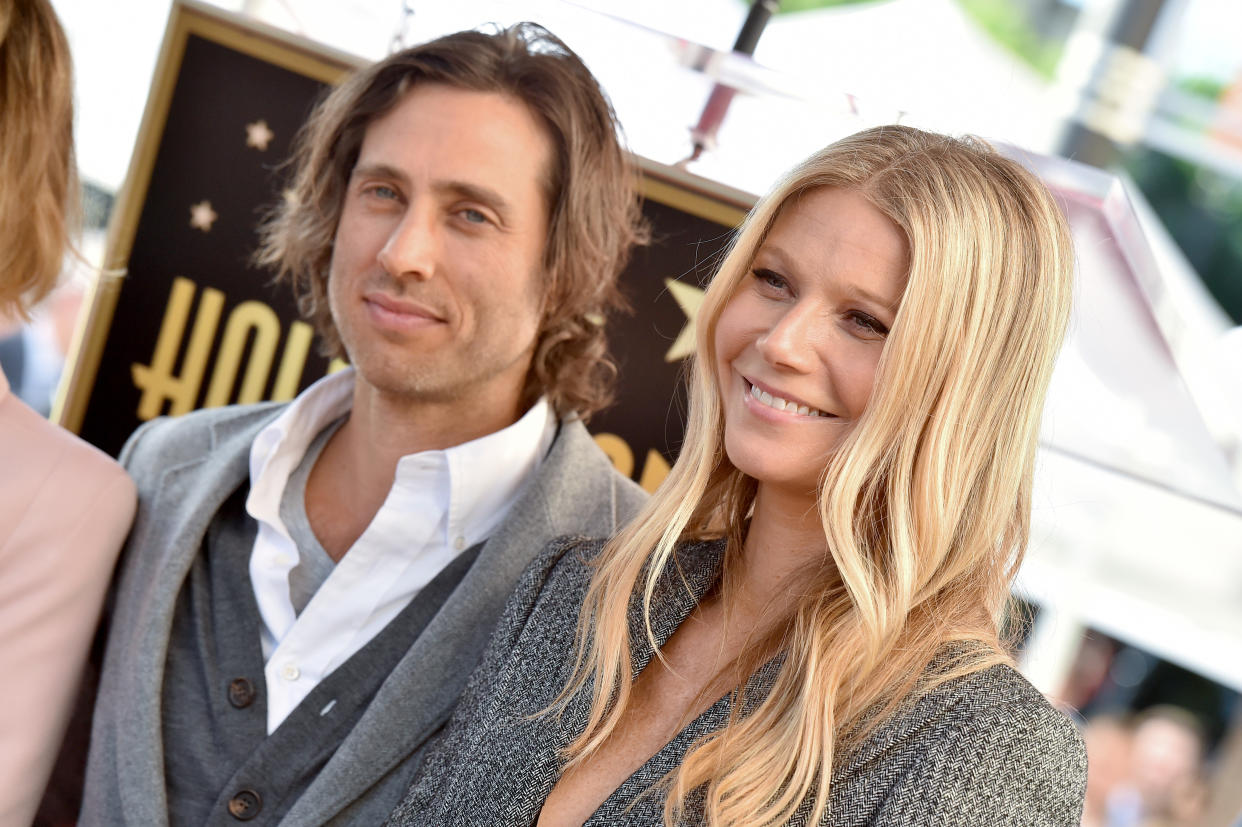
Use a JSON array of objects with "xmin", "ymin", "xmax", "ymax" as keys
[{"xmin": 741, "ymin": 376, "xmax": 834, "ymax": 419}]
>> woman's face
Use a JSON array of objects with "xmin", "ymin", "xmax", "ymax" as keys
[{"xmin": 714, "ymin": 187, "xmax": 908, "ymax": 498}]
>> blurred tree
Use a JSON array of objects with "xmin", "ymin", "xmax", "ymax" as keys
[
  {"xmin": 1178, "ymin": 75, "xmax": 1227, "ymax": 102},
  {"xmin": 759, "ymin": 0, "xmax": 1071, "ymax": 79},
  {"xmin": 955, "ymin": 0, "xmax": 1068, "ymax": 78},
  {"xmin": 1125, "ymin": 147, "xmax": 1242, "ymax": 323}
]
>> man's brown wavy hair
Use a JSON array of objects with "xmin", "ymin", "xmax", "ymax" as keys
[{"xmin": 256, "ymin": 23, "xmax": 647, "ymax": 420}]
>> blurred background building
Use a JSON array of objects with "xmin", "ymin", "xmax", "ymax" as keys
[{"xmin": 34, "ymin": 0, "xmax": 1242, "ymax": 823}]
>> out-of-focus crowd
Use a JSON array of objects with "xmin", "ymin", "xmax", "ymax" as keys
[{"xmin": 1081, "ymin": 707, "xmax": 1211, "ymax": 827}]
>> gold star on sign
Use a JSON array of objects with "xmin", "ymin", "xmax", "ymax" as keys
[
  {"xmin": 246, "ymin": 119, "xmax": 275, "ymax": 151},
  {"xmin": 663, "ymin": 278, "xmax": 705, "ymax": 363},
  {"xmin": 189, "ymin": 200, "xmax": 218, "ymax": 232}
]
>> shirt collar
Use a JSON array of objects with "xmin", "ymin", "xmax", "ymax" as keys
[
  {"xmin": 246, "ymin": 366, "xmax": 558, "ymax": 549},
  {"xmin": 247, "ymin": 368, "xmax": 354, "ymax": 536},
  {"xmin": 441, "ymin": 395, "xmax": 556, "ymax": 549}
]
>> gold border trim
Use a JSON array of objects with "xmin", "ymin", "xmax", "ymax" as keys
[
  {"xmin": 55, "ymin": 1, "xmax": 358, "ymax": 431},
  {"xmin": 634, "ymin": 155, "xmax": 754, "ymax": 228}
]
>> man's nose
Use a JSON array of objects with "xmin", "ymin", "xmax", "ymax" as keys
[
  {"xmin": 756, "ymin": 302, "xmax": 819, "ymax": 372},
  {"xmin": 377, "ymin": 206, "xmax": 438, "ymax": 281}
]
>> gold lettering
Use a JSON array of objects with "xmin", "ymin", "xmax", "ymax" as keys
[
  {"xmin": 131, "ymin": 276, "xmax": 224, "ymax": 419},
  {"xmin": 204, "ymin": 301, "xmax": 281, "ymax": 407},
  {"xmin": 592, "ymin": 433, "xmax": 634, "ymax": 478},
  {"xmin": 270, "ymin": 321, "xmax": 315, "ymax": 402},
  {"xmin": 638, "ymin": 449, "xmax": 671, "ymax": 493}
]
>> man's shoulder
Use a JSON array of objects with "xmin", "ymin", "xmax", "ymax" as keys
[
  {"xmin": 121, "ymin": 401, "xmax": 287, "ymax": 474},
  {"xmin": 546, "ymin": 419, "xmax": 646, "ymax": 513}
]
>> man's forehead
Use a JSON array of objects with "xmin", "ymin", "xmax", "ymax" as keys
[
  {"xmin": 377, "ymin": 84, "xmax": 537, "ymax": 143},
  {"xmin": 351, "ymin": 82, "xmax": 556, "ymax": 209}
]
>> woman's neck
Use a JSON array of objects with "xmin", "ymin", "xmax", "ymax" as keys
[{"xmin": 729, "ymin": 483, "xmax": 832, "ymax": 620}]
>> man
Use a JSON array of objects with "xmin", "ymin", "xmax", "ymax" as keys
[{"xmin": 83, "ymin": 24, "xmax": 647, "ymax": 826}]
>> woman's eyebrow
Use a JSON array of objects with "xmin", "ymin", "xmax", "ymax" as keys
[{"xmin": 844, "ymin": 283, "xmax": 903, "ymax": 310}]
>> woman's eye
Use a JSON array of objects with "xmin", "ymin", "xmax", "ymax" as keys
[
  {"xmin": 752, "ymin": 268, "xmax": 788, "ymax": 292},
  {"xmin": 848, "ymin": 311, "xmax": 890, "ymax": 337}
]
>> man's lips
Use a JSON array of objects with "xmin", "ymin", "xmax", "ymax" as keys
[
  {"xmin": 363, "ymin": 292, "xmax": 444, "ymax": 320},
  {"xmin": 362, "ymin": 292, "xmax": 446, "ymax": 330}
]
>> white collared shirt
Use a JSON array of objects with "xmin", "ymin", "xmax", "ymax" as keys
[{"xmin": 245, "ymin": 368, "xmax": 557, "ymax": 733}]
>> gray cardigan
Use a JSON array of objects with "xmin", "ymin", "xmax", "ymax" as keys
[
  {"xmin": 81, "ymin": 404, "xmax": 646, "ymax": 826},
  {"xmin": 388, "ymin": 537, "xmax": 1086, "ymax": 826}
]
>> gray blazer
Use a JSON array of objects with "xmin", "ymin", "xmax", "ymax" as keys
[
  {"xmin": 81, "ymin": 403, "xmax": 646, "ymax": 826},
  {"xmin": 389, "ymin": 537, "xmax": 1087, "ymax": 826}
]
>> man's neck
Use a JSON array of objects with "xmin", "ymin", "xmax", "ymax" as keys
[{"xmin": 301, "ymin": 376, "xmax": 528, "ymax": 562}]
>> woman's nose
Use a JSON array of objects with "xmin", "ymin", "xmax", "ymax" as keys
[{"xmin": 755, "ymin": 302, "xmax": 819, "ymax": 372}]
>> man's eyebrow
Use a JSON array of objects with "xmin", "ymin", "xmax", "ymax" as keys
[
  {"xmin": 433, "ymin": 180, "xmax": 512, "ymax": 216},
  {"xmin": 350, "ymin": 162, "xmax": 407, "ymax": 184},
  {"xmin": 348, "ymin": 166, "xmax": 513, "ymax": 217}
]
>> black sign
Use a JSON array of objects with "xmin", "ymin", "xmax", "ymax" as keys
[{"xmin": 61, "ymin": 2, "xmax": 753, "ymax": 492}]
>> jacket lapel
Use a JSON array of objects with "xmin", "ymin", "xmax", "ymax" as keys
[
  {"xmin": 285, "ymin": 420, "xmax": 637, "ymax": 825},
  {"xmin": 626, "ymin": 538, "xmax": 726, "ymax": 675}
]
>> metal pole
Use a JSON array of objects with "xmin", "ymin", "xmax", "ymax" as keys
[
  {"xmin": 684, "ymin": 0, "xmax": 780, "ymax": 164},
  {"xmin": 1056, "ymin": 0, "xmax": 1177, "ymax": 168}
]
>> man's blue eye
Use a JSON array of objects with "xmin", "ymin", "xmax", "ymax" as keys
[{"xmin": 462, "ymin": 209, "xmax": 487, "ymax": 224}]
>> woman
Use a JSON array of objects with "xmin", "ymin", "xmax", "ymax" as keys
[
  {"xmin": 0, "ymin": 2, "xmax": 137, "ymax": 824},
  {"xmin": 388, "ymin": 125, "xmax": 1084, "ymax": 826}
]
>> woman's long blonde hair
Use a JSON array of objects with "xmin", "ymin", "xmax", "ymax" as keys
[
  {"xmin": 0, "ymin": 0, "xmax": 77, "ymax": 319},
  {"xmin": 555, "ymin": 125, "xmax": 1075, "ymax": 825}
]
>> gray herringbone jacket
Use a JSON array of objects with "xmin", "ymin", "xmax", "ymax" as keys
[{"xmin": 387, "ymin": 537, "xmax": 1086, "ymax": 826}]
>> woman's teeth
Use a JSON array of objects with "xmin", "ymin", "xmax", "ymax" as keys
[{"xmin": 748, "ymin": 382, "xmax": 827, "ymax": 417}]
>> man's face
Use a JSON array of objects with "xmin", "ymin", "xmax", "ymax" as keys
[{"xmin": 327, "ymin": 83, "xmax": 553, "ymax": 422}]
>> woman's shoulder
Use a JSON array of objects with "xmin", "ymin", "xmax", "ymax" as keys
[
  {"xmin": 889, "ymin": 660, "xmax": 1082, "ymax": 767},
  {"xmin": 832, "ymin": 661, "xmax": 1086, "ymax": 825},
  {"xmin": 527, "ymin": 534, "xmax": 608, "ymax": 587},
  {"xmin": 486, "ymin": 535, "xmax": 609, "ymax": 646},
  {"xmin": 0, "ymin": 395, "xmax": 135, "ymax": 535},
  {"xmin": 494, "ymin": 534, "xmax": 728, "ymax": 674},
  {"xmin": 520, "ymin": 534, "xmax": 727, "ymax": 615},
  {"xmin": 927, "ymin": 661, "xmax": 1083, "ymax": 755},
  {"xmin": 0, "ymin": 400, "xmax": 135, "ymax": 595}
]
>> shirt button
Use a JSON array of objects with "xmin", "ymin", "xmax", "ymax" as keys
[
  {"xmin": 227, "ymin": 788, "xmax": 262, "ymax": 820},
  {"xmin": 227, "ymin": 677, "xmax": 256, "ymax": 709},
  {"xmin": 281, "ymin": 663, "xmax": 300, "ymax": 681},
  {"xmin": 453, "ymin": 536, "xmax": 466, "ymax": 551}
]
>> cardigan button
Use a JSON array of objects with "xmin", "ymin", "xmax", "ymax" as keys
[
  {"xmin": 227, "ymin": 789, "xmax": 262, "ymax": 820},
  {"xmin": 227, "ymin": 677, "xmax": 257, "ymax": 709}
]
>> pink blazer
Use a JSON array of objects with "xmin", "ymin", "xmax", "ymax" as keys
[{"xmin": 0, "ymin": 368, "xmax": 136, "ymax": 827}]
